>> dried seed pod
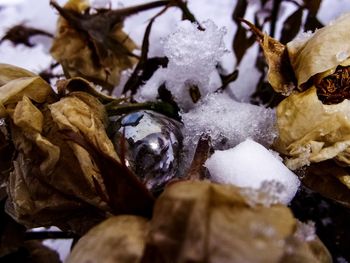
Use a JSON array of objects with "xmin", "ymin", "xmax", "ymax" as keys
[
  {"xmin": 142, "ymin": 181, "xmax": 331, "ymax": 263},
  {"xmin": 50, "ymin": 0, "xmax": 138, "ymax": 90},
  {"xmin": 248, "ymin": 13, "xmax": 350, "ymax": 173},
  {"xmin": 0, "ymin": 65, "xmax": 153, "ymax": 233},
  {"xmin": 66, "ymin": 215, "xmax": 149, "ymax": 263}
]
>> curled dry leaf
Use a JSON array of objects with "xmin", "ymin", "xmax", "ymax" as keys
[
  {"xmin": 241, "ymin": 19, "xmax": 296, "ymax": 95},
  {"xmin": 275, "ymin": 87, "xmax": 350, "ymax": 170},
  {"xmin": 66, "ymin": 215, "xmax": 149, "ymax": 263},
  {"xmin": 6, "ymin": 92, "xmax": 114, "ymax": 233},
  {"xmin": 64, "ymin": 181, "xmax": 331, "ymax": 263},
  {"xmin": 142, "ymin": 181, "xmax": 331, "ymax": 263},
  {"xmin": 287, "ymin": 13, "xmax": 350, "ymax": 88},
  {"xmin": 275, "ymin": 13, "xmax": 350, "ymax": 172},
  {"xmin": 298, "ymin": 161, "xmax": 350, "ymax": 208},
  {"xmin": 50, "ymin": 0, "xmax": 138, "ymax": 90},
  {"xmin": 0, "ymin": 65, "xmax": 153, "ymax": 233},
  {"xmin": 0, "ymin": 63, "xmax": 54, "ymax": 118},
  {"xmin": 249, "ymin": 13, "xmax": 350, "ymax": 195}
]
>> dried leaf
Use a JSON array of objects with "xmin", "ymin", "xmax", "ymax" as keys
[
  {"xmin": 217, "ymin": 69, "xmax": 239, "ymax": 91},
  {"xmin": 122, "ymin": 11, "xmax": 159, "ymax": 95},
  {"xmin": 241, "ymin": 19, "xmax": 296, "ymax": 94},
  {"xmin": 0, "ymin": 64, "xmax": 54, "ymax": 118},
  {"xmin": 280, "ymin": 8, "xmax": 303, "ymax": 44},
  {"xmin": 232, "ymin": 0, "xmax": 248, "ymax": 22},
  {"xmin": 0, "ymin": 63, "xmax": 36, "ymax": 86},
  {"xmin": 56, "ymin": 77, "xmax": 122, "ymax": 104},
  {"xmin": 0, "ymin": 200, "xmax": 26, "ymax": 257},
  {"xmin": 275, "ymin": 87, "xmax": 350, "ymax": 170},
  {"xmin": 232, "ymin": 0, "xmax": 253, "ymax": 65},
  {"xmin": 304, "ymin": 14, "xmax": 323, "ymax": 32},
  {"xmin": 0, "ymin": 67, "xmax": 154, "ymax": 231},
  {"xmin": 233, "ymin": 25, "xmax": 256, "ymax": 65},
  {"xmin": 287, "ymin": 13, "xmax": 350, "ymax": 87},
  {"xmin": 66, "ymin": 216, "xmax": 149, "ymax": 263},
  {"xmin": 0, "ymin": 120, "xmax": 14, "ymax": 191},
  {"xmin": 142, "ymin": 181, "xmax": 329, "ymax": 263},
  {"xmin": 316, "ymin": 66, "xmax": 350, "ymax": 104},
  {"xmin": 185, "ymin": 134, "xmax": 212, "ymax": 180},
  {"xmin": 303, "ymin": 0, "xmax": 322, "ymax": 16},
  {"xmin": 0, "ymin": 24, "xmax": 53, "ymax": 47},
  {"xmin": 50, "ymin": 0, "xmax": 139, "ymax": 90},
  {"xmin": 299, "ymin": 161, "xmax": 350, "ymax": 208}
]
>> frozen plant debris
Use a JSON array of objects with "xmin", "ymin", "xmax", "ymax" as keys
[
  {"xmin": 205, "ymin": 139, "xmax": 300, "ymax": 204},
  {"xmin": 182, "ymin": 92, "xmax": 277, "ymax": 151},
  {"xmin": 136, "ymin": 20, "xmax": 227, "ymax": 110}
]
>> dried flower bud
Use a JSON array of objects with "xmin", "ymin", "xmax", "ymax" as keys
[
  {"xmin": 66, "ymin": 216, "xmax": 149, "ymax": 263},
  {"xmin": 50, "ymin": 0, "xmax": 138, "ymax": 90},
  {"xmin": 1, "ymin": 65, "xmax": 153, "ymax": 233},
  {"xmin": 65, "ymin": 181, "xmax": 331, "ymax": 262}
]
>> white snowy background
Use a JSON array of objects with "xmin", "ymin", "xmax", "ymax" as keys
[{"xmin": 1, "ymin": 0, "xmax": 350, "ymax": 261}]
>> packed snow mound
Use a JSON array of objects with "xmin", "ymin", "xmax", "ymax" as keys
[
  {"xmin": 136, "ymin": 20, "xmax": 227, "ymax": 110},
  {"xmin": 205, "ymin": 139, "xmax": 300, "ymax": 204}
]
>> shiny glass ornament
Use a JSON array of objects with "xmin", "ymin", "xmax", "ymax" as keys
[{"xmin": 109, "ymin": 110, "xmax": 183, "ymax": 194}]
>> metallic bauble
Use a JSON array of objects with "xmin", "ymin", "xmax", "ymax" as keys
[{"xmin": 109, "ymin": 110, "xmax": 183, "ymax": 194}]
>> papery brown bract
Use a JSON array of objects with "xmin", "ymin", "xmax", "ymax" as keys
[
  {"xmin": 141, "ymin": 181, "xmax": 330, "ymax": 263},
  {"xmin": 50, "ymin": 0, "xmax": 137, "ymax": 90},
  {"xmin": 287, "ymin": 13, "xmax": 350, "ymax": 87},
  {"xmin": 1, "ymin": 64, "xmax": 153, "ymax": 234},
  {"xmin": 0, "ymin": 64, "xmax": 54, "ymax": 118},
  {"xmin": 6, "ymin": 93, "xmax": 114, "ymax": 233},
  {"xmin": 275, "ymin": 87, "xmax": 350, "ymax": 170},
  {"xmin": 66, "ymin": 215, "xmax": 149, "ymax": 263},
  {"xmin": 63, "ymin": 181, "xmax": 331, "ymax": 263},
  {"xmin": 241, "ymin": 20, "xmax": 296, "ymax": 95}
]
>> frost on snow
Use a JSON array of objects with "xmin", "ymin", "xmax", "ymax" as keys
[
  {"xmin": 182, "ymin": 92, "xmax": 277, "ymax": 150},
  {"xmin": 204, "ymin": 139, "xmax": 300, "ymax": 204},
  {"xmin": 136, "ymin": 20, "xmax": 227, "ymax": 110}
]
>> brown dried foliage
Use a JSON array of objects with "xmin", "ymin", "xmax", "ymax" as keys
[{"xmin": 316, "ymin": 66, "xmax": 350, "ymax": 104}]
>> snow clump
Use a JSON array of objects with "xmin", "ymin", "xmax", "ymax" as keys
[
  {"xmin": 182, "ymin": 92, "xmax": 277, "ymax": 150},
  {"xmin": 136, "ymin": 19, "xmax": 227, "ymax": 110},
  {"xmin": 205, "ymin": 139, "xmax": 300, "ymax": 204}
]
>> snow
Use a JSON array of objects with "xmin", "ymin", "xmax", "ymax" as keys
[
  {"xmin": 318, "ymin": 0, "xmax": 350, "ymax": 25},
  {"xmin": 182, "ymin": 92, "xmax": 277, "ymax": 150},
  {"xmin": 294, "ymin": 221, "xmax": 316, "ymax": 242},
  {"xmin": 30, "ymin": 227, "xmax": 73, "ymax": 262},
  {"xmin": 205, "ymin": 139, "xmax": 300, "ymax": 204},
  {"xmin": 136, "ymin": 20, "xmax": 227, "ymax": 110}
]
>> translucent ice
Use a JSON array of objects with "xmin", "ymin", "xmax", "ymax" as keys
[{"xmin": 205, "ymin": 139, "xmax": 300, "ymax": 204}]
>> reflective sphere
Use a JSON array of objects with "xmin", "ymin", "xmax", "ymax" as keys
[{"xmin": 109, "ymin": 110, "xmax": 183, "ymax": 194}]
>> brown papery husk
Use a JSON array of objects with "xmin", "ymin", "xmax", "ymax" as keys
[
  {"xmin": 275, "ymin": 87, "xmax": 350, "ymax": 170},
  {"xmin": 50, "ymin": 0, "xmax": 137, "ymax": 90},
  {"xmin": 287, "ymin": 13, "xmax": 350, "ymax": 88},
  {"xmin": 141, "ymin": 180, "xmax": 331, "ymax": 263},
  {"xmin": 66, "ymin": 215, "xmax": 149, "ymax": 263}
]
